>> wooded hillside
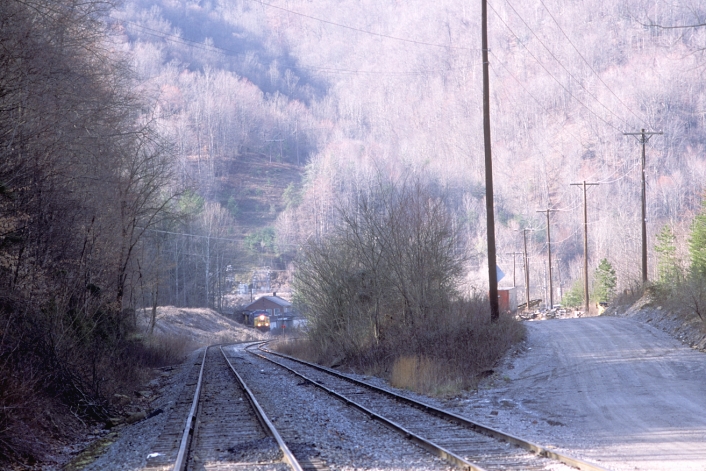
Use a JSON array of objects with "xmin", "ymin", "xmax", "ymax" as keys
[
  {"xmin": 115, "ymin": 0, "xmax": 706, "ymax": 301},
  {"xmin": 3, "ymin": 0, "xmax": 706, "ymax": 465}
]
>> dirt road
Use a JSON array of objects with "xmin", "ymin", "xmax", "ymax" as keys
[{"xmin": 456, "ymin": 316, "xmax": 706, "ymax": 471}]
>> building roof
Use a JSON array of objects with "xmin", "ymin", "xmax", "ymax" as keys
[
  {"xmin": 244, "ymin": 295, "xmax": 292, "ymax": 310},
  {"xmin": 262, "ymin": 296, "xmax": 291, "ymax": 307}
]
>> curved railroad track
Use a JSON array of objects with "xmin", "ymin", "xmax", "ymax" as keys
[
  {"xmin": 250, "ymin": 343, "xmax": 611, "ymax": 471},
  {"xmin": 143, "ymin": 345, "xmax": 300, "ymax": 471}
]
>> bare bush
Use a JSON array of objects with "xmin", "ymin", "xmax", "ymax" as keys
[
  {"xmin": 293, "ymin": 176, "xmax": 525, "ymax": 394},
  {"xmin": 128, "ymin": 335, "xmax": 197, "ymax": 368}
]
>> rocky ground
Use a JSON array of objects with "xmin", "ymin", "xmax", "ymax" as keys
[
  {"xmin": 436, "ymin": 298, "xmax": 706, "ymax": 471},
  {"xmin": 606, "ymin": 294, "xmax": 706, "ymax": 352},
  {"xmin": 56, "ymin": 307, "xmax": 267, "ymax": 471},
  {"xmin": 58, "ymin": 299, "xmax": 706, "ymax": 471}
]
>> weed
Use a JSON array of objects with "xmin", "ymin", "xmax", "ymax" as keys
[{"xmin": 274, "ymin": 297, "xmax": 525, "ymax": 397}]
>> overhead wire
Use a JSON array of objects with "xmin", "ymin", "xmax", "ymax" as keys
[
  {"xmin": 120, "ymin": 19, "xmax": 471, "ymax": 77},
  {"xmin": 247, "ymin": 0, "xmax": 481, "ymax": 51},
  {"xmin": 487, "ymin": 57, "xmax": 597, "ymax": 217},
  {"xmin": 487, "ymin": 4, "xmax": 648, "ymax": 192},
  {"xmin": 501, "ymin": 0, "xmax": 631, "ymax": 130},
  {"xmin": 487, "ymin": 1, "xmax": 624, "ymax": 134},
  {"xmin": 536, "ymin": 0, "xmax": 647, "ymax": 125},
  {"xmin": 488, "ymin": 51, "xmax": 587, "ymax": 150},
  {"xmin": 594, "ymin": 159, "xmax": 641, "ymax": 185},
  {"xmin": 125, "ymin": 3, "xmax": 645, "ymax": 221},
  {"xmin": 141, "ymin": 227, "xmax": 302, "ymax": 246}
]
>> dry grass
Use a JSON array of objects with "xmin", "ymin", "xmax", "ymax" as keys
[
  {"xmin": 129, "ymin": 334, "xmax": 199, "ymax": 368},
  {"xmin": 610, "ymin": 282, "xmax": 648, "ymax": 311},
  {"xmin": 278, "ymin": 296, "xmax": 525, "ymax": 397},
  {"xmin": 389, "ymin": 356, "xmax": 463, "ymax": 396},
  {"xmin": 271, "ymin": 337, "xmax": 321, "ymax": 363}
]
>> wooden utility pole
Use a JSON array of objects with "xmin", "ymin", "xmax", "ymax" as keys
[
  {"xmin": 506, "ymin": 252, "xmax": 523, "ymax": 287},
  {"xmin": 555, "ymin": 257, "xmax": 563, "ymax": 302},
  {"xmin": 571, "ymin": 181, "xmax": 599, "ymax": 314},
  {"xmin": 482, "ymin": 0, "xmax": 499, "ymax": 322},
  {"xmin": 623, "ymin": 129, "xmax": 663, "ymax": 284},
  {"xmin": 521, "ymin": 229, "xmax": 533, "ymax": 310},
  {"xmin": 537, "ymin": 208, "xmax": 557, "ymax": 309}
]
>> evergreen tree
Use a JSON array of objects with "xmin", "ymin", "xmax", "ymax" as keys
[
  {"xmin": 655, "ymin": 224, "xmax": 680, "ymax": 286},
  {"xmin": 689, "ymin": 200, "xmax": 706, "ymax": 278},
  {"xmin": 562, "ymin": 279, "xmax": 585, "ymax": 308},
  {"xmin": 593, "ymin": 259, "xmax": 617, "ymax": 303}
]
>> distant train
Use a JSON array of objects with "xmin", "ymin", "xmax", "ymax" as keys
[{"xmin": 242, "ymin": 310, "xmax": 270, "ymax": 332}]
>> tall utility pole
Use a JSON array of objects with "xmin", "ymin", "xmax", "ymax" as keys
[
  {"xmin": 623, "ymin": 129, "xmax": 663, "ymax": 284},
  {"xmin": 571, "ymin": 181, "xmax": 599, "ymax": 314},
  {"xmin": 521, "ymin": 228, "xmax": 533, "ymax": 310},
  {"xmin": 506, "ymin": 252, "xmax": 523, "ymax": 287},
  {"xmin": 536, "ymin": 208, "xmax": 557, "ymax": 309},
  {"xmin": 482, "ymin": 0, "xmax": 499, "ymax": 322},
  {"xmin": 555, "ymin": 257, "xmax": 563, "ymax": 302}
]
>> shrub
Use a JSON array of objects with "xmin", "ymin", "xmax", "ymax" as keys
[
  {"xmin": 563, "ymin": 280, "xmax": 585, "ymax": 308},
  {"xmin": 291, "ymin": 176, "xmax": 525, "ymax": 395},
  {"xmin": 593, "ymin": 258, "xmax": 617, "ymax": 303}
]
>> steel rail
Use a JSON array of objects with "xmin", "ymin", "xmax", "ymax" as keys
[
  {"xmin": 220, "ymin": 345, "xmax": 303, "ymax": 471},
  {"xmin": 172, "ymin": 347, "xmax": 208, "ymax": 471},
  {"xmin": 246, "ymin": 344, "xmax": 485, "ymax": 471},
  {"xmin": 256, "ymin": 344, "xmax": 611, "ymax": 471}
]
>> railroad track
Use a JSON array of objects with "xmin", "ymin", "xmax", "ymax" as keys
[
  {"xmin": 251, "ymin": 343, "xmax": 611, "ymax": 471},
  {"xmin": 143, "ymin": 345, "xmax": 301, "ymax": 471}
]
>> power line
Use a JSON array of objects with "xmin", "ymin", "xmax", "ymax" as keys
[
  {"xmin": 141, "ymin": 227, "xmax": 245, "ymax": 243},
  {"xmin": 488, "ymin": 51, "xmax": 588, "ymax": 152},
  {"xmin": 537, "ymin": 0, "xmax": 646, "ymax": 125},
  {"xmin": 594, "ymin": 159, "xmax": 641, "ymax": 185},
  {"xmin": 120, "ymin": 19, "xmax": 471, "ymax": 77},
  {"xmin": 487, "ymin": 1, "xmax": 624, "ymax": 134},
  {"xmin": 248, "ymin": 0, "xmax": 481, "ymax": 51},
  {"xmin": 142, "ymin": 227, "xmax": 303, "ymax": 248},
  {"xmin": 502, "ymin": 0, "xmax": 630, "ymax": 130}
]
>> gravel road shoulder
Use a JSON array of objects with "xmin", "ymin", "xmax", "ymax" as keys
[{"xmin": 441, "ymin": 315, "xmax": 706, "ymax": 471}]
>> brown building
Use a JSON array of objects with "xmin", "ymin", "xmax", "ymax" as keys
[
  {"xmin": 498, "ymin": 287, "xmax": 517, "ymax": 313},
  {"xmin": 244, "ymin": 294, "xmax": 292, "ymax": 316}
]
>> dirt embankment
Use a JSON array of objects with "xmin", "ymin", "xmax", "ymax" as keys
[
  {"xmin": 606, "ymin": 294, "xmax": 706, "ymax": 352},
  {"xmin": 136, "ymin": 306, "xmax": 267, "ymax": 346}
]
